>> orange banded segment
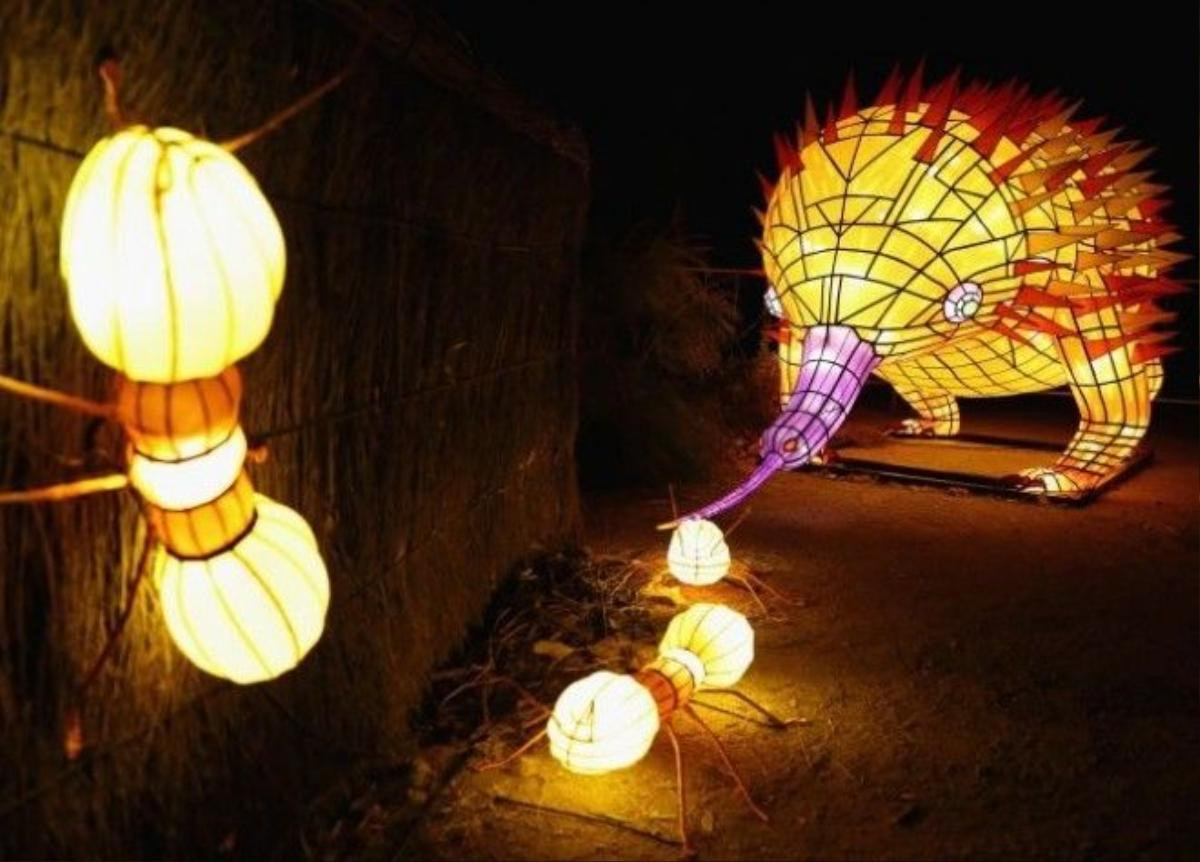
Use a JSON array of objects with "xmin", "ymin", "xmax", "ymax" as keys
[
  {"xmin": 116, "ymin": 367, "xmax": 242, "ymax": 461},
  {"xmin": 144, "ymin": 470, "xmax": 256, "ymax": 559}
]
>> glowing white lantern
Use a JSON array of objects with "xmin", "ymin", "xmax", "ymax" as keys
[
  {"xmin": 547, "ymin": 671, "xmax": 660, "ymax": 775},
  {"xmin": 60, "ymin": 125, "xmax": 285, "ymax": 383},
  {"xmin": 659, "ymin": 603, "xmax": 754, "ymax": 689},
  {"xmin": 156, "ymin": 494, "xmax": 329, "ymax": 684},
  {"xmin": 128, "ymin": 426, "xmax": 247, "ymax": 510},
  {"xmin": 666, "ymin": 519, "xmax": 731, "ymax": 586}
]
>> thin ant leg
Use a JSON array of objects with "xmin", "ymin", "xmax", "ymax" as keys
[
  {"xmin": 700, "ymin": 689, "xmax": 805, "ymax": 729},
  {"xmin": 663, "ymin": 721, "xmax": 696, "ymax": 858},
  {"xmin": 725, "ymin": 567, "xmax": 802, "ymax": 614},
  {"xmin": 472, "ymin": 728, "xmax": 548, "ymax": 773},
  {"xmin": 727, "ymin": 569, "xmax": 772, "ymax": 617},
  {"xmin": 683, "ymin": 706, "xmax": 769, "ymax": 823}
]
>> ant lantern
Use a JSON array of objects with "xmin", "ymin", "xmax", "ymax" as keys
[
  {"xmin": 666, "ymin": 67, "xmax": 1183, "ymax": 525},
  {"xmin": 0, "ymin": 60, "xmax": 348, "ymax": 687},
  {"xmin": 483, "ymin": 603, "xmax": 789, "ymax": 854},
  {"xmin": 666, "ymin": 518, "xmax": 731, "ymax": 586}
]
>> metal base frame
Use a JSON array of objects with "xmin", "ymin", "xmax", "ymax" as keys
[{"xmin": 801, "ymin": 433, "xmax": 1154, "ymax": 506}]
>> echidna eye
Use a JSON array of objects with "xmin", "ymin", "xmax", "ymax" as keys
[{"xmin": 943, "ymin": 282, "xmax": 983, "ymax": 324}]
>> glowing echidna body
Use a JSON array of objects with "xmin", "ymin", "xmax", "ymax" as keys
[{"xmin": 682, "ymin": 68, "xmax": 1183, "ymax": 519}]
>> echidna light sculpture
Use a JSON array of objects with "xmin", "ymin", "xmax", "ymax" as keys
[{"xmin": 671, "ymin": 68, "xmax": 1183, "ymax": 522}]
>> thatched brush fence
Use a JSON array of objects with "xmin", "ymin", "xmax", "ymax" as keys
[{"xmin": 0, "ymin": 1, "xmax": 587, "ymax": 856}]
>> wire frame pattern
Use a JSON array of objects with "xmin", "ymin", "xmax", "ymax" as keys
[{"xmin": 762, "ymin": 69, "xmax": 1182, "ymax": 492}]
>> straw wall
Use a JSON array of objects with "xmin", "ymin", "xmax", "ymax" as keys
[{"xmin": 0, "ymin": 0, "xmax": 587, "ymax": 855}]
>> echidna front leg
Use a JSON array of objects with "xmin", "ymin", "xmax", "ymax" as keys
[
  {"xmin": 1016, "ymin": 338, "xmax": 1153, "ymax": 496},
  {"xmin": 889, "ymin": 386, "xmax": 961, "ymax": 438}
]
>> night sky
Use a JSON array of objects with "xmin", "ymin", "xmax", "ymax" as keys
[{"xmin": 431, "ymin": 2, "xmax": 1199, "ymax": 391}]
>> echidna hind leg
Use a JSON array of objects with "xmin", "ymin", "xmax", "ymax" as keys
[
  {"xmin": 1016, "ymin": 341, "xmax": 1153, "ymax": 496},
  {"xmin": 890, "ymin": 386, "xmax": 961, "ymax": 438}
]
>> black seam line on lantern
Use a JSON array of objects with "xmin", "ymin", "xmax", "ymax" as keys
[
  {"xmin": 110, "ymin": 138, "xmax": 141, "ymax": 375},
  {"xmin": 232, "ymin": 541, "xmax": 302, "ymax": 660},
  {"xmin": 182, "ymin": 494, "xmax": 207, "ymax": 561},
  {"xmin": 249, "ymin": 517, "xmax": 325, "ymax": 608},
  {"xmin": 690, "ymin": 607, "xmax": 743, "ymax": 671},
  {"xmin": 174, "ymin": 556, "xmax": 220, "ymax": 672},
  {"xmin": 262, "ymin": 505, "xmax": 317, "ymax": 550},
  {"xmin": 220, "ymin": 157, "xmax": 277, "ymax": 317},
  {"xmin": 153, "ymin": 145, "xmax": 182, "ymax": 382},
  {"xmin": 167, "ymin": 378, "xmax": 181, "ymax": 461},
  {"xmin": 132, "ymin": 377, "xmax": 147, "ymax": 455},
  {"xmin": 187, "ymin": 157, "xmax": 239, "ymax": 370},
  {"xmin": 559, "ymin": 688, "xmax": 659, "ymax": 764},
  {"xmin": 194, "ymin": 378, "xmax": 212, "ymax": 458},
  {"xmin": 207, "ymin": 469, "xmax": 241, "ymax": 559},
  {"xmin": 131, "ymin": 423, "xmax": 241, "ymax": 463},
  {"xmin": 166, "ymin": 508, "xmax": 260, "ymax": 563},
  {"xmin": 208, "ymin": 552, "xmax": 275, "ymax": 678},
  {"xmin": 695, "ymin": 617, "xmax": 744, "ymax": 673}
]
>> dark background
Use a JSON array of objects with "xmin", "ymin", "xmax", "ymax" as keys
[{"xmin": 429, "ymin": 1, "xmax": 1199, "ymax": 396}]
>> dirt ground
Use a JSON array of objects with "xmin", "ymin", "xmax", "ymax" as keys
[{"xmin": 386, "ymin": 394, "xmax": 1198, "ymax": 861}]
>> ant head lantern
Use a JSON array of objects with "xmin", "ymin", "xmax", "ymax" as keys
[
  {"xmin": 60, "ymin": 125, "xmax": 285, "ymax": 383},
  {"xmin": 666, "ymin": 519, "xmax": 732, "ymax": 586},
  {"xmin": 547, "ymin": 671, "xmax": 660, "ymax": 775}
]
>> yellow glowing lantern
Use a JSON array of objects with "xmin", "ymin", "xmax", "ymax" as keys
[
  {"xmin": 659, "ymin": 603, "xmax": 754, "ymax": 689},
  {"xmin": 60, "ymin": 126, "xmax": 285, "ymax": 383},
  {"xmin": 156, "ymin": 493, "xmax": 329, "ymax": 684},
  {"xmin": 666, "ymin": 519, "xmax": 731, "ymax": 586},
  {"xmin": 115, "ymin": 366, "xmax": 242, "ymax": 460},
  {"xmin": 547, "ymin": 671, "xmax": 660, "ymax": 775}
]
